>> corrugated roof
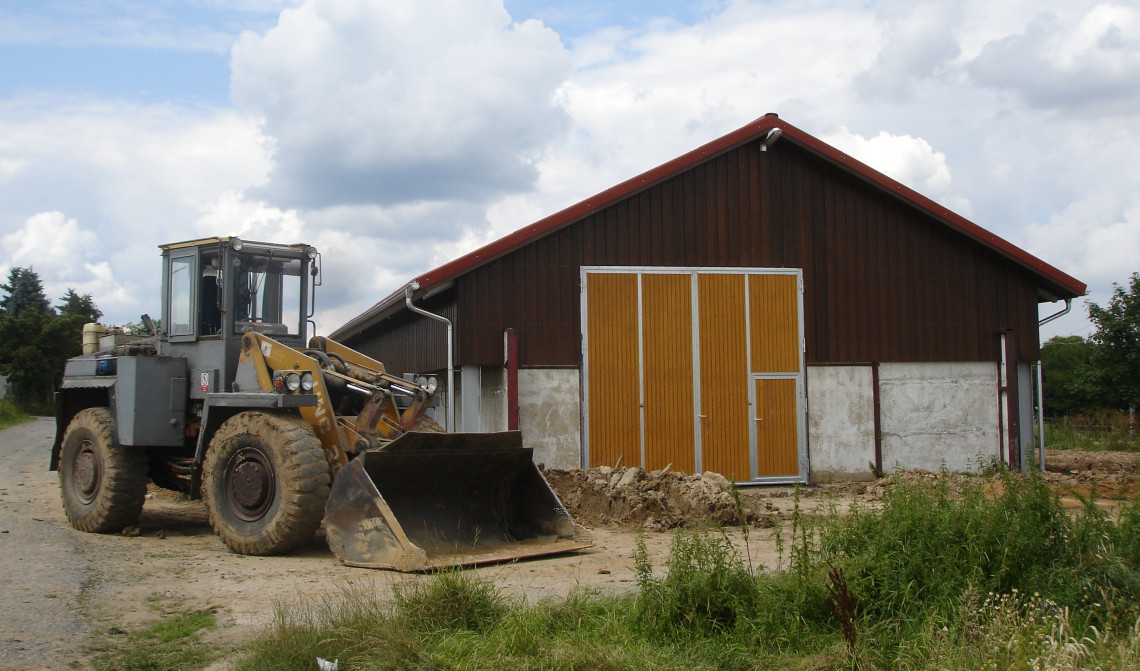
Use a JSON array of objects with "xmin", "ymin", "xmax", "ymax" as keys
[{"xmin": 332, "ymin": 114, "xmax": 1086, "ymax": 341}]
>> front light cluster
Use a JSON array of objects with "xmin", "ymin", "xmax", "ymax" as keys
[
  {"xmin": 275, "ymin": 370, "xmax": 316, "ymax": 393},
  {"xmin": 416, "ymin": 375, "xmax": 438, "ymax": 394}
]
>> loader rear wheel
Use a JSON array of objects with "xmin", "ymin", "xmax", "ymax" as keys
[
  {"xmin": 203, "ymin": 411, "xmax": 330, "ymax": 555},
  {"xmin": 59, "ymin": 407, "xmax": 148, "ymax": 533}
]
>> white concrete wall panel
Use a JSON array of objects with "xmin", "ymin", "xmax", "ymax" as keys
[
  {"xmin": 518, "ymin": 368, "xmax": 582, "ymax": 469},
  {"xmin": 459, "ymin": 365, "xmax": 482, "ymax": 432},
  {"xmin": 481, "ymin": 366, "xmax": 508, "ymax": 433},
  {"xmin": 806, "ymin": 366, "xmax": 876, "ymax": 480},
  {"xmin": 879, "ymin": 362, "xmax": 999, "ymax": 473}
]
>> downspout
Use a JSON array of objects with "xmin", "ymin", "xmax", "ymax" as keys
[
  {"xmin": 1036, "ymin": 363, "xmax": 1046, "ymax": 472},
  {"xmin": 1034, "ymin": 298, "xmax": 1073, "ymax": 471},
  {"xmin": 1038, "ymin": 298, "xmax": 1072, "ymax": 326},
  {"xmin": 405, "ymin": 282, "xmax": 454, "ymax": 432}
]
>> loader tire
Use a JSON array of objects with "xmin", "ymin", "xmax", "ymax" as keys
[
  {"xmin": 203, "ymin": 411, "xmax": 330, "ymax": 555},
  {"xmin": 59, "ymin": 407, "xmax": 148, "ymax": 533}
]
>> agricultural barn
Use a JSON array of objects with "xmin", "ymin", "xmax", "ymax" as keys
[{"xmin": 332, "ymin": 114, "xmax": 1086, "ymax": 484}]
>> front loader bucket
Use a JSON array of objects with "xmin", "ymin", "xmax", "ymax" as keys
[{"xmin": 323, "ymin": 431, "xmax": 592, "ymax": 571}]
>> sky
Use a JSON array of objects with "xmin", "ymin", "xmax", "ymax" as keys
[{"xmin": 0, "ymin": 0, "xmax": 1137, "ymax": 342}]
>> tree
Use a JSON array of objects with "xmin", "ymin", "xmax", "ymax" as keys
[
  {"xmin": 0, "ymin": 308, "xmax": 54, "ymax": 404},
  {"xmin": 57, "ymin": 288, "xmax": 102, "ymax": 322},
  {"xmin": 0, "ymin": 270, "xmax": 101, "ymax": 409},
  {"xmin": 1087, "ymin": 272, "xmax": 1140, "ymax": 412},
  {"xmin": 0, "ymin": 267, "xmax": 52, "ymax": 317},
  {"xmin": 1040, "ymin": 335, "xmax": 1104, "ymax": 416}
]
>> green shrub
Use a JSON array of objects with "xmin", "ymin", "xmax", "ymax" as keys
[
  {"xmin": 635, "ymin": 529, "xmax": 760, "ymax": 636},
  {"xmin": 0, "ymin": 397, "xmax": 30, "ymax": 429}
]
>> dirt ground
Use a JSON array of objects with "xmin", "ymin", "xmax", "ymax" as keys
[{"xmin": 1, "ymin": 417, "xmax": 1135, "ymax": 670}]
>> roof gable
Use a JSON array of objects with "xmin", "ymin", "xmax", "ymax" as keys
[{"xmin": 333, "ymin": 114, "xmax": 1085, "ymax": 340}]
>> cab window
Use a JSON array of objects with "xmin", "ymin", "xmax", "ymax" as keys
[
  {"xmin": 168, "ymin": 255, "xmax": 195, "ymax": 337},
  {"xmin": 233, "ymin": 256, "xmax": 303, "ymax": 336}
]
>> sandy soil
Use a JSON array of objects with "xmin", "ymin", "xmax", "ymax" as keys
[{"xmin": 1, "ymin": 418, "xmax": 1135, "ymax": 670}]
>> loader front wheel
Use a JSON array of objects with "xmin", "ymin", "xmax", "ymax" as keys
[
  {"xmin": 59, "ymin": 407, "xmax": 148, "ymax": 533},
  {"xmin": 203, "ymin": 411, "xmax": 330, "ymax": 555}
]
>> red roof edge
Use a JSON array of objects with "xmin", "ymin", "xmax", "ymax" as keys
[
  {"xmin": 413, "ymin": 113, "xmax": 1085, "ymax": 300},
  {"xmin": 778, "ymin": 122, "xmax": 1087, "ymax": 298},
  {"xmin": 415, "ymin": 113, "xmax": 785, "ymax": 290}
]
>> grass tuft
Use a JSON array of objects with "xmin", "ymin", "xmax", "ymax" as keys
[
  {"xmin": 393, "ymin": 569, "xmax": 509, "ymax": 633},
  {"xmin": 95, "ymin": 609, "xmax": 216, "ymax": 671}
]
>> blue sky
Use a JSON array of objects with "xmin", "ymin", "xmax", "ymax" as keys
[{"xmin": 0, "ymin": 0, "xmax": 1137, "ymax": 339}]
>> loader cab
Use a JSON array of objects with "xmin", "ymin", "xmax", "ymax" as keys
[{"xmin": 160, "ymin": 237, "xmax": 320, "ymax": 384}]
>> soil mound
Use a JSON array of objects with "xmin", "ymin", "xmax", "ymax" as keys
[
  {"xmin": 1044, "ymin": 449, "xmax": 1137, "ymax": 477},
  {"xmin": 544, "ymin": 465, "xmax": 777, "ymax": 531}
]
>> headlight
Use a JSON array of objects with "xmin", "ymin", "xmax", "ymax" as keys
[
  {"xmin": 306, "ymin": 246, "xmax": 318, "ymax": 259},
  {"xmin": 284, "ymin": 372, "xmax": 302, "ymax": 392},
  {"xmin": 230, "ymin": 237, "xmax": 243, "ymax": 251},
  {"xmin": 300, "ymin": 372, "xmax": 315, "ymax": 391},
  {"xmin": 421, "ymin": 376, "xmax": 438, "ymax": 394}
]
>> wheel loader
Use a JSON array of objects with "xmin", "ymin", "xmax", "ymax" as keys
[{"xmin": 51, "ymin": 236, "xmax": 590, "ymax": 571}]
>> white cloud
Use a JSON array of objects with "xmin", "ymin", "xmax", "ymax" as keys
[
  {"xmin": 1023, "ymin": 192, "xmax": 1140, "ymax": 292},
  {"xmin": 0, "ymin": 158, "xmax": 25, "ymax": 180},
  {"xmin": 0, "ymin": 96, "xmax": 272, "ymax": 324},
  {"xmin": 853, "ymin": 0, "xmax": 965, "ymax": 101},
  {"xmin": 229, "ymin": 0, "xmax": 571, "ymax": 209},
  {"xmin": 505, "ymin": 1, "xmax": 883, "ymax": 238},
  {"xmin": 821, "ymin": 128, "xmax": 969, "ymax": 215},
  {"xmin": 2, "ymin": 0, "xmax": 1138, "ymax": 345},
  {"xmin": 0, "ymin": 212, "xmax": 132, "ymax": 315},
  {"xmin": 969, "ymin": 3, "xmax": 1140, "ymax": 112}
]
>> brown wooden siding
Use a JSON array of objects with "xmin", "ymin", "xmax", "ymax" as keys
[
  {"xmin": 363, "ymin": 139, "xmax": 1043, "ymax": 368},
  {"xmin": 345, "ymin": 290, "xmax": 455, "ymax": 374}
]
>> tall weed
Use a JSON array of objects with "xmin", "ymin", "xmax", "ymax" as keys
[
  {"xmin": 821, "ymin": 470, "xmax": 1140, "ymax": 656},
  {"xmin": 635, "ymin": 529, "xmax": 760, "ymax": 636}
]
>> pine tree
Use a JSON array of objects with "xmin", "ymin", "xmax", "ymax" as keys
[
  {"xmin": 0, "ymin": 270, "xmax": 101, "ymax": 408},
  {"xmin": 57, "ymin": 288, "xmax": 103, "ymax": 322},
  {"xmin": 0, "ymin": 267, "xmax": 52, "ymax": 317}
]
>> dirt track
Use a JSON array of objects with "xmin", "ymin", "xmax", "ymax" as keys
[{"xmin": 0, "ymin": 419, "xmax": 787, "ymax": 670}]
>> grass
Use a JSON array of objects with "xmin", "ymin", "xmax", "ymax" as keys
[
  {"xmin": 1046, "ymin": 412, "xmax": 1140, "ymax": 451},
  {"xmin": 94, "ymin": 608, "xmax": 218, "ymax": 671},
  {"xmin": 235, "ymin": 470, "xmax": 1140, "ymax": 671},
  {"xmin": 0, "ymin": 397, "xmax": 32, "ymax": 429}
]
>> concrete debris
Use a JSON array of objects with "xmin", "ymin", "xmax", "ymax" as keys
[{"xmin": 543, "ymin": 465, "xmax": 777, "ymax": 531}]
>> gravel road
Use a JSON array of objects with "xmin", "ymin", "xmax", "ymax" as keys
[{"xmin": 1, "ymin": 418, "xmax": 93, "ymax": 671}]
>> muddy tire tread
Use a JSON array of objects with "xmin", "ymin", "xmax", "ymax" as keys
[
  {"xmin": 202, "ymin": 411, "xmax": 330, "ymax": 555},
  {"xmin": 59, "ymin": 407, "xmax": 148, "ymax": 533}
]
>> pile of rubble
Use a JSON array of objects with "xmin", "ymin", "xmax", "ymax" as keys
[
  {"xmin": 543, "ymin": 465, "xmax": 777, "ymax": 531},
  {"xmin": 544, "ymin": 450, "xmax": 1140, "ymax": 531}
]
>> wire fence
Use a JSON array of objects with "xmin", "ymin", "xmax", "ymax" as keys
[{"xmin": 1045, "ymin": 410, "xmax": 1139, "ymax": 451}]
